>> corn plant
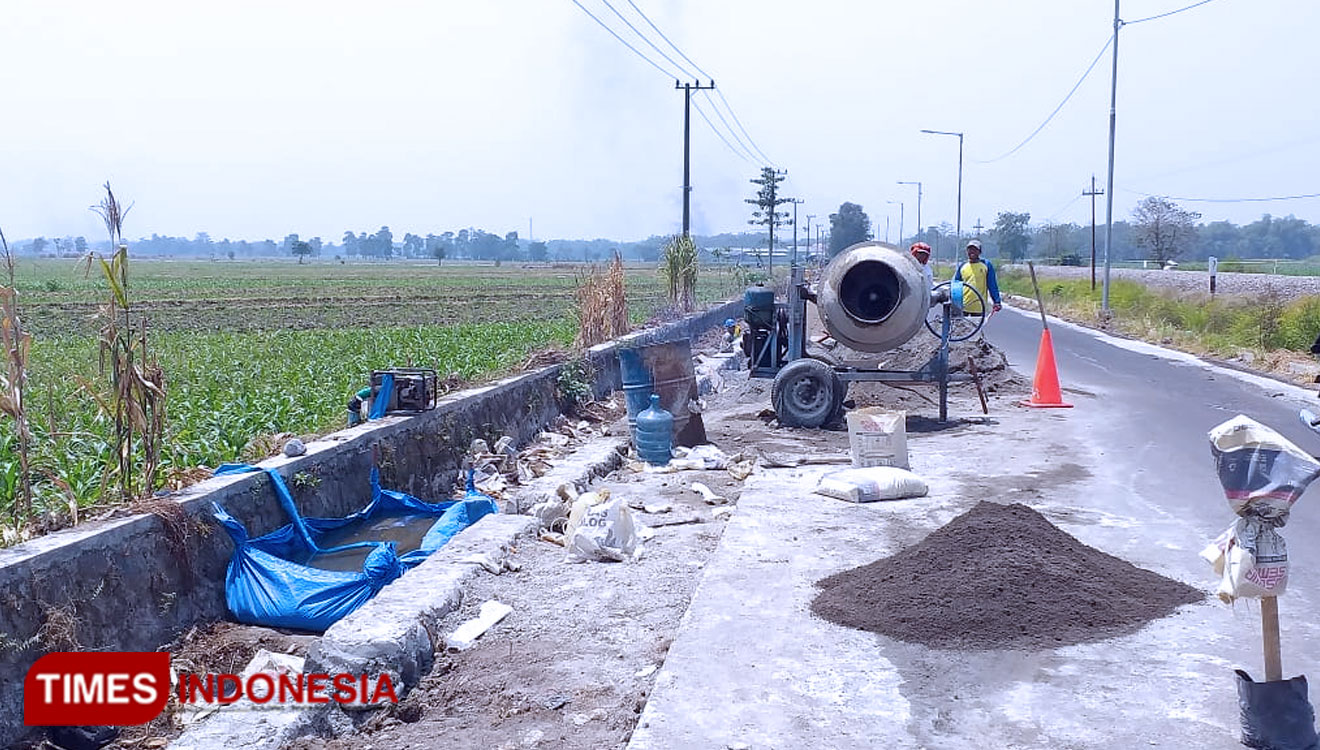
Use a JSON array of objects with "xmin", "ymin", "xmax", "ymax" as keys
[
  {"xmin": 0, "ymin": 226, "xmax": 32, "ymax": 519},
  {"xmin": 660, "ymin": 234, "xmax": 698, "ymax": 312},
  {"xmin": 87, "ymin": 183, "xmax": 166, "ymax": 502}
]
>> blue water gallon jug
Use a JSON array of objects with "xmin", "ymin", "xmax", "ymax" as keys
[{"xmin": 635, "ymin": 394, "xmax": 674, "ymax": 466}]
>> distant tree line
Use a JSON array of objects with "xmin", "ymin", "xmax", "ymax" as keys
[{"xmin": 8, "ymin": 227, "xmax": 781, "ymax": 264}]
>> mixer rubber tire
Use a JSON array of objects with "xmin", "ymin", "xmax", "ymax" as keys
[{"xmin": 772, "ymin": 358, "xmax": 836, "ymax": 428}]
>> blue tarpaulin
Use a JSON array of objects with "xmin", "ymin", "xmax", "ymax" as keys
[{"xmin": 211, "ymin": 465, "xmax": 498, "ymax": 631}]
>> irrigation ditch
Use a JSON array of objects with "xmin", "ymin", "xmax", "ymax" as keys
[{"xmin": 0, "ymin": 299, "xmax": 739, "ymax": 748}]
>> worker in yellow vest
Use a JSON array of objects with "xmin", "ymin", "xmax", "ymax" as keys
[{"xmin": 954, "ymin": 239, "xmax": 1002, "ymax": 315}]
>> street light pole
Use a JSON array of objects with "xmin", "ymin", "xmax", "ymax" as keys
[
  {"xmin": 920, "ymin": 129, "xmax": 963, "ymax": 263},
  {"xmin": 1102, "ymin": 0, "xmax": 1122, "ymax": 312},
  {"xmin": 887, "ymin": 200, "xmax": 904, "ymax": 247},
  {"xmin": 897, "ymin": 179, "xmax": 922, "ymax": 250}
]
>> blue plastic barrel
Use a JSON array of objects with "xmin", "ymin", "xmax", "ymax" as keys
[
  {"xmin": 635, "ymin": 394, "xmax": 674, "ymax": 465},
  {"xmin": 618, "ymin": 339, "xmax": 698, "ymax": 442}
]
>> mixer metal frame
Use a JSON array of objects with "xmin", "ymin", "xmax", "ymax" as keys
[{"xmin": 749, "ymin": 263, "xmax": 982, "ymax": 425}]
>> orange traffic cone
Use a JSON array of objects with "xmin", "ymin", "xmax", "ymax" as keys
[{"xmin": 1020, "ymin": 329, "xmax": 1073, "ymax": 408}]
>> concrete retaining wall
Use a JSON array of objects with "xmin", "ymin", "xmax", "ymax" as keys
[{"xmin": 0, "ymin": 299, "xmax": 739, "ymax": 745}]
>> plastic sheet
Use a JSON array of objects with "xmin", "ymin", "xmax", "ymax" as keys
[
  {"xmin": 1237, "ymin": 670, "xmax": 1320, "ymax": 750},
  {"xmin": 212, "ymin": 465, "xmax": 498, "ymax": 631}
]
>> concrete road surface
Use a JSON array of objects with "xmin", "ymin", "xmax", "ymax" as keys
[{"xmin": 629, "ymin": 303, "xmax": 1320, "ymax": 750}]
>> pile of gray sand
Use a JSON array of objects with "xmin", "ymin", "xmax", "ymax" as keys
[{"xmin": 811, "ymin": 502, "xmax": 1203, "ymax": 650}]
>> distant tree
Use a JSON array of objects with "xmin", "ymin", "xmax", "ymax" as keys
[
  {"xmin": 290, "ymin": 240, "xmax": 312, "ymax": 264},
  {"xmin": 342, "ymin": 231, "xmax": 359, "ymax": 256},
  {"xmin": 195, "ymin": 231, "xmax": 212, "ymax": 246},
  {"xmin": 1038, "ymin": 222, "xmax": 1076, "ymax": 261},
  {"xmin": 74, "ymin": 236, "xmax": 88, "ymax": 254},
  {"xmin": 992, "ymin": 211, "xmax": 1031, "ymax": 262},
  {"xmin": 827, "ymin": 202, "xmax": 871, "ymax": 256},
  {"xmin": 528, "ymin": 240, "xmax": 548, "ymax": 262},
  {"xmin": 30, "ymin": 237, "xmax": 48, "ymax": 255},
  {"xmin": 502, "ymin": 231, "xmax": 520, "ymax": 264},
  {"xmin": 746, "ymin": 167, "xmax": 793, "ymax": 259},
  {"xmin": 52, "ymin": 237, "xmax": 68, "ymax": 255},
  {"xmin": 308, "ymin": 237, "xmax": 322, "ymax": 257},
  {"xmin": 433, "ymin": 242, "xmax": 447, "ymax": 265},
  {"xmin": 374, "ymin": 226, "xmax": 394, "ymax": 259},
  {"xmin": 1132, "ymin": 197, "xmax": 1200, "ymax": 264},
  {"xmin": 402, "ymin": 232, "xmax": 423, "ymax": 257},
  {"xmin": 227, "ymin": 248, "xmax": 236, "ymax": 260}
]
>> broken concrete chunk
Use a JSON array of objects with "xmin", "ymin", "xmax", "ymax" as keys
[{"xmin": 445, "ymin": 600, "xmax": 513, "ymax": 652}]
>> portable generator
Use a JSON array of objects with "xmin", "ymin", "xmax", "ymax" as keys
[{"xmin": 370, "ymin": 368, "xmax": 439, "ymax": 413}]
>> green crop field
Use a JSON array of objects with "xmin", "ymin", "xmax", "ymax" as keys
[{"xmin": 0, "ymin": 258, "xmax": 740, "ymax": 533}]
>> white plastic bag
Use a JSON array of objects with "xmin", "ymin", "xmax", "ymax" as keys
[
  {"xmin": 814, "ymin": 466, "xmax": 928, "ymax": 503},
  {"xmin": 564, "ymin": 490, "xmax": 644, "ymax": 562},
  {"xmin": 1201, "ymin": 517, "xmax": 1289, "ymax": 603}
]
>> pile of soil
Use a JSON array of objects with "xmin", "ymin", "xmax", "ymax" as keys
[{"xmin": 811, "ymin": 502, "xmax": 1203, "ymax": 650}]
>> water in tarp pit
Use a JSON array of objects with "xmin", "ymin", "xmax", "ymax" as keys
[{"xmin": 303, "ymin": 513, "xmax": 439, "ymax": 572}]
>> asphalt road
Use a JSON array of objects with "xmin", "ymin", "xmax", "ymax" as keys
[
  {"xmin": 986, "ymin": 303, "xmax": 1320, "ymax": 668},
  {"xmin": 632, "ymin": 299, "xmax": 1320, "ymax": 749}
]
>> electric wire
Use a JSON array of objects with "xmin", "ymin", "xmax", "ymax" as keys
[
  {"xmin": 698, "ymin": 90, "xmax": 759, "ymax": 162},
  {"xmin": 568, "ymin": 0, "xmax": 752, "ymax": 164},
  {"xmin": 618, "ymin": 0, "xmax": 777, "ymax": 166},
  {"xmin": 569, "ymin": 0, "xmax": 680, "ymax": 79},
  {"xmin": 1126, "ymin": 0, "xmax": 1220, "ymax": 25},
  {"xmin": 1124, "ymin": 188, "xmax": 1320, "ymax": 203},
  {"xmin": 971, "ymin": 33, "xmax": 1114, "ymax": 164},
  {"xmin": 693, "ymin": 98, "xmax": 753, "ymax": 164},
  {"xmin": 597, "ymin": 0, "xmax": 699, "ymax": 81},
  {"xmin": 1047, "ymin": 193, "xmax": 1085, "ymax": 223}
]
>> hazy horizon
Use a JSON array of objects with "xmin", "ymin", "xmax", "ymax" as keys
[{"xmin": 3, "ymin": 1, "xmax": 1317, "ymax": 246}]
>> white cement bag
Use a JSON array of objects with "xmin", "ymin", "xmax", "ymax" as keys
[
  {"xmin": 1208, "ymin": 415, "xmax": 1320, "ymax": 519},
  {"xmin": 564, "ymin": 490, "xmax": 644, "ymax": 562},
  {"xmin": 815, "ymin": 466, "xmax": 928, "ymax": 503},
  {"xmin": 846, "ymin": 408, "xmax": 909, "ymax": 469},
  {"xmin": 1201, "ymin": 516, "xmax": 1289, "ymax": 602}
]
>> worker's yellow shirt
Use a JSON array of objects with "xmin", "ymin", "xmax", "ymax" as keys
[{"xmin": 957, "ymin": 261, "xmax": 990, "ymax": 314}]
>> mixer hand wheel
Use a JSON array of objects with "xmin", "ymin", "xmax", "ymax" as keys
[{"xmin": 923, "ymin": 281, "xmax": 987, "ymax": 343}]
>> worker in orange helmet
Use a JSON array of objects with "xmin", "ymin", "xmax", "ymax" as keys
[{"xmin": 909, "ymin": 242, "xmax": 934, "ymax": 290}]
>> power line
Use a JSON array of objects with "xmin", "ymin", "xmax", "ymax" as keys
[
  {"xmin": 616, "ymin": 0, "xmax": 776, "ymax": 166},
  {"xmin": 570, "ymin": 0, "xmax": 773, "ymax": 167},
  {"xmin": 1126, "ymin": 0, "xmax": 1220, "ymax": 25},
  {"xmin": 568, "ymin": 0, "xmax": 680, "ymax": 78},
  {"xmin": 1125, "ymin": 188, "xmax": 1320, "ymax": 203},
  {"xmin": 624, "ymin": 0, "xmax": 711, "ymax": 79},
  {"xmin": 971, "ymin": 33, "xmax": 1114, "ymax": 165},
  {"xmin": 698, "ymin": 90, "xmax": 758, "ymax": 162},
  {"xmin": 598, "ymin": 0, "xmax": 698, "ymax": 80},
  {"xmin": 693, "ymin": 97, "xmax": 752, "ymax": 163},
  {"xmin": 714, "ymin": 89, "xmax": 776, "ymax": 166}
]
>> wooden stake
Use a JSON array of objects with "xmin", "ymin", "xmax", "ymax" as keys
[
  {"xmin": 1027, "ymin": 260, "xmax": 1049, "ymax": 331},
  {"xmin": 1262, "ymin": 596, "xmax": 1283, "ymax": 682}
]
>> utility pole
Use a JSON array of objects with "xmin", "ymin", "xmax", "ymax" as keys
[
  {"xmin": 898, "ymin": 180, "xmax": 922, "ymax": 251},
  {"xmin": 1102, "ymin": 1, "xmax": 1122, "ymax": 311},
  {"xmin": 1084, "ymin": 175, "xmax": 1105, "ymax": 291},
  {"xmin": 973, "ymin": 218, "xmax": 984, "ymax": 236},
  {"xmin": 888, "ymin": 200, "xmax": 904, "ymax": 248},
  {"xmin": 676, "ymin": 80, "xmax": 717, "ymax": 237},
  {"xmin": 805, "ymin": 214, "xmax": 816, "ymax": 261},
  {"xmin": 885, "ymin": 215, "xmax": 890, "ymax": 244},
  {"xmin": 920, "ymin": 129, "xmax": 964, "ymax": 265},
  {"xmin": 790, "ymin": 199, "xmax": 804, "ymax": 268}
]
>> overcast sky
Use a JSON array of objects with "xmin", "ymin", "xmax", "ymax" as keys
[{"xmin": 2, "ymin": 0, "xmax": 1317, "ymax": 246}]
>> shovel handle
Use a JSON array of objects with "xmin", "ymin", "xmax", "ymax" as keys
[{"xmin": 1262, "ymin": 596, "xmax": 1282, "ymax": 682}]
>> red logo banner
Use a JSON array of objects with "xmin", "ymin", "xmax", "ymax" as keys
[{"xmin": 24, "ymin": 652, "xmax": 171, "ymax": 726}]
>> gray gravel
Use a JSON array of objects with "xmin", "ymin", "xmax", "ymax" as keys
[{"xmin": 1006, "ymin": 264, "xmax": 1320, "ymax": 298}]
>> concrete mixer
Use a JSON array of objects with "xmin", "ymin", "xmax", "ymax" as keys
[{"xmin": 742, "ymin": 240, "xmax": 986, "ymax": 427}]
